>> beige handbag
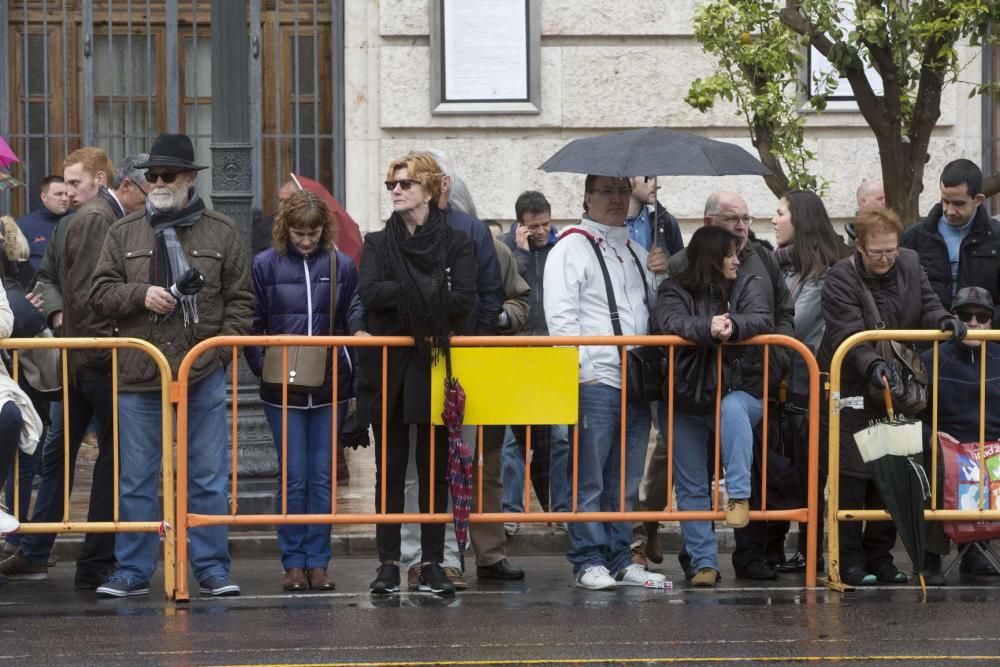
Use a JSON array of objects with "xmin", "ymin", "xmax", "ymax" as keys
[{"xmin": 261, "ymin": 252, "xmax": 336, "ymax": 392}]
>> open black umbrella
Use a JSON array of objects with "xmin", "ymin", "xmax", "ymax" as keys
[
  {"xmin": 538, "ymin": 127, "xmax": 772, "ymax": 178},
  {"xmin": 853, "ymin": 382, "xmax": 931, "ymax": 592}
]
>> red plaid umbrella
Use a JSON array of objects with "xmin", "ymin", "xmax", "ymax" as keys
[{"xmin": 441, "ymin": 359, "xmax": 473, "ymax": 553}]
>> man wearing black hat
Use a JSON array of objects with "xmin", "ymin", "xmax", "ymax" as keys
[
  {"xmin": 921, "ymin": 286, "xmax": 1000, "ymax": 584},
  {"xmin": 89, "ymin": 133, "xmax": 253, "ymax": 599}
]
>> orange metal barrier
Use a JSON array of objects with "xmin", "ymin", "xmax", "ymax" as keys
[
  {"xmin": 826, "ymin": 329, "xmax": 1000, "ymax": 591},
  {"xmin": 0, "ymin": 337, "xmax": 175, "ymax": 596},
  {"xmin": 172, "ymin": 334, "xmax": 820, "ymax": 600}
]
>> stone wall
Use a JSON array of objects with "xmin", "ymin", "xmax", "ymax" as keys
[{"xmin": 345, "ymin": 0, "xmax": 984, "ymax": 241}]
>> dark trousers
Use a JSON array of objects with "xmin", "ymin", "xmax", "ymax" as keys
[
  {"xmin": 20, "ymin": 371, "xmax": 116, "ymax": 577},
  {"xmin": 837, "ymin": 474, "xmax": 897, "ymax": 571},
  {"xmin": 0, "ymin": 403, "xmax": 23, "ymax": 490},
  {"xmin": 508, "ymin": 424, "xmax": 551, "ymax": 511},
  {"xmin": 373, "ymin": 398, "xmax": 448, "ymax": 564}
]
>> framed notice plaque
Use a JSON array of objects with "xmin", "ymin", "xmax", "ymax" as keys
[{"xmin": 430, "ymin": 0, "xmax": 541, "ymax": 114}]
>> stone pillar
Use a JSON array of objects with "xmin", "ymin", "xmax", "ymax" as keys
[{"xmin": 210, "ymin": 0, "xmax": 276, "ymax": 477}]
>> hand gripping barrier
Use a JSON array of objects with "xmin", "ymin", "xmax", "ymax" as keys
[
  {"xmin": 826, "ymin": 329, "xmax": 1000, "ymax": 592},
  {"xmin": 172, "ymin": 333, "xmax": 820, "ymax": 600},
  {"xmin": 0, "ymin": 337, "xmax": 175, "ymax": 596}
]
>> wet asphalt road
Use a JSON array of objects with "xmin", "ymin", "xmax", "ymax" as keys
[{"xmin": 2, "ymin": 554, "xmax": 1000, "ymax": 666}]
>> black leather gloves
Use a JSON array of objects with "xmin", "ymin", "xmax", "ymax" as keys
[
  {"xmin": 867, "ymin": 360, "xmax": 898, "ymax": 391},
  {"xmin": 170, "ymin": 267, "xmax": 206, "ymax": 298},
  {"xmin": 940, "ymin": 317, "xmax": 968, "ymax": 342}
]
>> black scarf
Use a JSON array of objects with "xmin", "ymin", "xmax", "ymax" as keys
[
  {"xmin": 382, "ymin": 206, "xmax": 451, "ymax": 363},
  {"xmin": 147, "ymin": 189, "xmax": 205, "ymax": 289}
]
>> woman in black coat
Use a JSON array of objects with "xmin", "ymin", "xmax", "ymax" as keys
[
  {"xmin": 358, "ymin": 153, "xmax": 477, "ymax": 597},
  {"xmin": 655, "ymin": 225, "xmax": 773, "ymax": 588},
  {"xmin": 817, "ymin": 207, "xmax": 964, "ymax": 586}
]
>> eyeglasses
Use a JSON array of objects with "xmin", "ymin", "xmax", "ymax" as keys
[
  {"xmin": 718, "ymin": 214, "xmax": 753, "ymax": 225},
  {"xmin": 956, "ymin": 310, "xmax": 992, "ymax": 324},
  {"xmin": 145, "ymin": 171, "xmax": 181, "ymax": 184},
  {"xmin": 589, "ymin": 188, "xmax": 631, "ymax": 197},
  {"xmin": 862, "ymin": 247, "xmax": 899, "ymax": 261},
  {"xmin": 385, "ymin": 179, "xmax": 418, "ymax": 192}
]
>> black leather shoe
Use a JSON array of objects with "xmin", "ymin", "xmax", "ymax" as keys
[
  {"xmin": 74, "ymin": 568, "xmax": 112, "ymax": 590},
  {"xmin": 477, "ymin": 558, "xmax": 525, "ymax": 581},
  {"xmin": 775, "ymin": 551, "xmax": 806, "ymax": 573},
  {"xmin": 960, "ymin": 547, "xmax": 1000, "ymax": 575},
  {"xmin": 734, "ymin": 559, "xmax": 779, "ymax": 581},
  {"xmin": 922, "ymin": 552, "xmax": 946, "ymax": 586}
]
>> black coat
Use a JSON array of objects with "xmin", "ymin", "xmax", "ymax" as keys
[
  {"xmin": 655, "ymin": 272, "xmax": 774, "ymax": 399},
  {"xmin": 356, "ymin": 223, "xmax": 477, "ymax": 425},
  {"xmin": 816, "ymin": 249, "xmax": 950, "ymax": 477},
  {"xmin": 901, "ymin": 204, "xmax": 1000, "ymax": 317}
]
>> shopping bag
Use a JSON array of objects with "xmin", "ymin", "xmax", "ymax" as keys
[{"xmin": 939, "ymin": 432, "xmax": 1000, "ymax": 544}]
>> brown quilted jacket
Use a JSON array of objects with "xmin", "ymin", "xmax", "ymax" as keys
[{"xmin": 88, "ymin": 207, "xmax": 254, "ymax": 391}]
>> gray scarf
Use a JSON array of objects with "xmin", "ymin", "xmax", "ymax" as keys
[{"xmin": 147, "ymin": 189, "xmax": 205, "ymax": 326}]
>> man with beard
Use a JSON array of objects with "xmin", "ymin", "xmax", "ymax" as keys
[{"xmin": 89, "ymin": 133, "xmax": 253, "ymax": 598}]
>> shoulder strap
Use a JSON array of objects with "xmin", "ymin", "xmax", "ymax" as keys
[
  {"xmin": 329, "ymin": 250, "xmax": 338, "ymax": 336},
  {"xmin": 562, "ymin": 228, "xmax": 623, "ymax": 336},
  {"xmin": 850, "ymin": 255, "xmax": 885, "ymax": 329},
  {"xmin": 624, "ymin": 243, "xmax": 651, "ymax": 310}
]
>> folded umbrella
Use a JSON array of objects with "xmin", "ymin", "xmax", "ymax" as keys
[
  {"xmin": 853, "ymin": 380, "xmax": 931, "ymax": 593},
  {"xmin": 441, "ymin": 352, "xmax": 473, "ymax": 554}
]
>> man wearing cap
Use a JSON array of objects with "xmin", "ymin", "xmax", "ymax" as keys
[
  {"xmin": 89, "ymin": 133, "xmax": 253, "ymax": 598},
  {"xmin": 921, "ymin": 286, "xmax": 1000, "ymax": 584}
]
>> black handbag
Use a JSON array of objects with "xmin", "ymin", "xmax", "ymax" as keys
[
  {"xmin": 673, "ymin": 345, "xmax": 719, "ymax": 415},
  {"xmin": 571, "ymin": 231, "xmax": 667, "ymax": 405}
]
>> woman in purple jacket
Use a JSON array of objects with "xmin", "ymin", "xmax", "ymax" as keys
[{"xmin": 245, "ymin": 190, "xmax": 358, "ymax": 592}]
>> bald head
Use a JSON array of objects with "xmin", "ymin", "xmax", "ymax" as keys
[
  {"xmin": 704, "ymin": 191, "xmax": 751, "ymax": 249},
  {"xmin": 856, "ymin": 180, "xmax": 885, "ymax": 211},
  {"xmin": 278, "ymin": 181, "xmax": 299, "ymax": 208}
]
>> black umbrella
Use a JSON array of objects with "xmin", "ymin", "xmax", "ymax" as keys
[
  {"xmin": 538, "ymin": 127, "xmax": 772, "ymax": 178},
  {"xmin": 853, "ymin": 383, "xmax": 931, "ymax": 592}
]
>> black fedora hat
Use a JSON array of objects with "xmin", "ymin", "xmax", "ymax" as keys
[{"xmin": 136, "ymin": 133, "xmax": 207, "ymax": 171}]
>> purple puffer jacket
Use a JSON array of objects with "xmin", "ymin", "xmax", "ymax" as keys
[{"xmin": 245, "ymin": 245, "xmax": 358, "ymax": 408}]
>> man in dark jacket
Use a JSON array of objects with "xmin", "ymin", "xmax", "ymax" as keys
[
  {"xmin": 15, "ymin": 175, "xmax": 70, "ymax": 285},
  {"xmin": 645, "ymin": 191, "xmax": 794, "ymax": 581},
  {"xmin": 626, "ymin": 176, "xmax": 684, "ymax": 277},
  {"xmin": 901, "ymin": 159, "xmax": 1000, "ymax": 320},
  {"xmin": 1, "ymin": 147, "xmax": 125, "ymax": 590},
  {"xmin": 920, "ymin": 287, "xmax": 1000, "ymax": 583},
  {"xmin": 89, "ymin": 133, "xmax": 254, "ymax": 599},
  {"xmin": 503, "ymin": 190, "xmax": 557, "ymax": 336}
]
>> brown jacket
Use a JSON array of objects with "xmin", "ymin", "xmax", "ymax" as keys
[{"xmin": 89, "ymin": 207, "xmax": 254, "ymax": 391}]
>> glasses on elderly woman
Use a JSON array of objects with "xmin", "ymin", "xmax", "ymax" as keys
[
  {"xmin": 862, "ymin": 246, "xmax": 899, "ymax": 261},
  {"xmin": 384, "ymin": 179, "xmax": 418, "ymax": 192}
]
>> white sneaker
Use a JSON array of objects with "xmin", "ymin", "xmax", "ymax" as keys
[
  {"xmin": 0, "ymin": 508, "xmax": 19, "ymax": 536},
  {"xmin": 617, "ymin": 563, "xmax": 671, "ymax": 588},
  {"xmin": 576, "ymin": 565, "xmax": 617, "ymax": 590}
]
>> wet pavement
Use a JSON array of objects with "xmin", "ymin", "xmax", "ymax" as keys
[{"xmin": 3, "ymin": 553, "xmax": 1000, "ymax": 666}]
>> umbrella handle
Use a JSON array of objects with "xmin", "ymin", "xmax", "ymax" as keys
[{"xmin": 880, "ymin": 374, "xmax": 895, "ymax": 421}]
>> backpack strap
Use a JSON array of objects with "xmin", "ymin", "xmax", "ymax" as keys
[{"xmin": 561, "ymin": 228, "xmax": 623, "ymax": 336}]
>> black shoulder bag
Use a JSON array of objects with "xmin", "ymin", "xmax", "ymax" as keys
[{"xmin": 571, "ymin": 231, "xmax": 667, "ymax": 405}]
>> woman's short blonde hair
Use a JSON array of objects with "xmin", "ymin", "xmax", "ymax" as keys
[
  {"xmin": 853, "ymin": 206, "xmax": 904, "ymax": 245},
  {"xmin": 385, "ymin": 153, "xmax": 444, "ymax": 205},
  {"xmin": 272, "ymin": 190, "xmax": 335, "ymax": 255}
]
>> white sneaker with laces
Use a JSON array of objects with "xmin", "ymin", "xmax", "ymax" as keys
[
  {"xmin": 576, "ymin": 564, "xmax": 616, "ymax": 590},
  {"xmin": 0, "ymin": 507, "xmax": 20, "ymax": 536},
  {"xmin": 617, "ymin": 563, "xmax": 670, "ymax": 588}
]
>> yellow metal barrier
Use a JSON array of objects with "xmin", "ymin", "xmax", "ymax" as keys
[
  {"xmin": 826, "ymin": 329, "xmax": 1000, "ymax": 591},
  {"xmin": 0, "ymin": 337, "xmax": 175, "ymax": 596},
  {"xmin": 173, "ymin": 333, "xmax": 820, "ymax": 600}
]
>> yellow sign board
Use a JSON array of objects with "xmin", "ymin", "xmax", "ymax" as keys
[{"xmin": 431, "ymin": 347, "xmax": 579, "ymax": 425}]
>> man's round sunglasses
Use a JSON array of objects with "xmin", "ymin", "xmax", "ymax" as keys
[
  {"xmin": 385, "ymin": 179, "xmax": 418, "ymax": 192},
  {"xmin": 956, "ymin": 309, "xmax": 992, "ymax": 324},
  {"xmin": 145, "ymin": 171, "xmax": 182, "ymax": 184}
]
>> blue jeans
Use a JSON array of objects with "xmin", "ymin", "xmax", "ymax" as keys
[
  {"xmin": 566, "ymin": 383, "xmax": 650, "ymax": 575},
  {"xmin": 263, "ymin": 401, "xmax": 346, "ymax": 570},
  {"xmin": 114, "ymin": 369, "xmax": 230, "ymax": 583},
  {"xmin": 664, "ymin": 390, "xmax": 762, "ymax": 573},
  {"xmin": 501, "ymin": 425, "xmax": 571, "ymax": 513}
]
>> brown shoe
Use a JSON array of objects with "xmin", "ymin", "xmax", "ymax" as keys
[
  {"xmin": 283, "ymin": 567, "xmax": 307, "ymax": 591},
  {"xmin": 442, "ymin": 566, "xmax": 468, "ymax": 590},
  {"xmin": 643, "ymin": 522, "xmax": 664, "ymax": 564},
  {"xmin": 407, "ymin": 563, "xmax": 423, "ymax": 591},
  {"xmin": 306, "ymin": 567, "xmax": 334, "ymax": 591}
]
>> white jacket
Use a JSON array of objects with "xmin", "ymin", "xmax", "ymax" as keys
[
  {"xmin": 543, "ymin": 217, "xmax": 653, "ymax": 387},
  {"xmin": 0, "ymin": 289, "xmax": 42, "ymax": 455}
]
